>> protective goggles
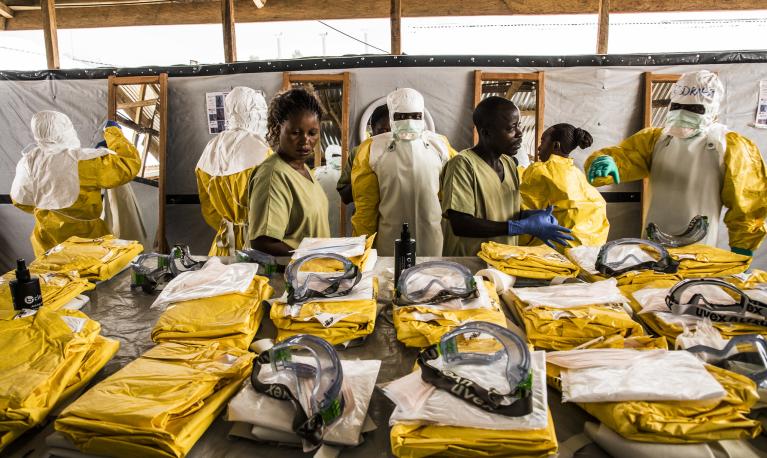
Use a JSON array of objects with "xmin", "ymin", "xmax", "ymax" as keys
[
  {"xmin": 396, "ymin": 261, "xmax": 478, "ymax": 305},
  {"xmin": 285, "ymin": 254, "xmax": 361, "ymax": 305},
  {"xmin": 250, "ymin": 335, "xmax": 344, "ymax": 447},
  {"xmin": 666, "ymin": 278, "xmax": 767, "ymax": 328},
  {"xmin": 686, "ymin": 335, "xmax": 767, "ymax": 388},
  {"xmin": 130, "ymin": 244, "xmax": 204, "ymax": 293},
  {"xmin": 595, "ymin": 238, "xmax": 679, "ymax": 277},
  {"xmin": 646, "ymin": 215, "xmax": 709, "ymax": 248},
  {"xmin": 235, "ymin": 248, "xmax": 282, "ymax": 275},
  {"xmin": 417, "ymin": 321, "xmax": 533, "ymax": 417}
]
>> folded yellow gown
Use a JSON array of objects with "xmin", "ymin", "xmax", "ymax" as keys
[
  {"xmin": 151, "ymin": 275, "xmax": 273, "ymax": 350},
  {"xmin": 271, "ymin": 277, "xmax": 378, "ymax": 345},
  {"xmin": 565, "ymin": 244, "xmax": 751, "ymax": 286},
  {"xmin": 30, "ymin": 235, "xmax": 143, "ymax": 282},
  {"xmin": 290, "ymin": 235, "xmax": 377, "ymax": 272},
  {"xmin": 55, "ymin": 342, "xmax": 254, "ymax": 458},
  {"xmin": 0, "ymin": 308, "xmax": 118, "ymax": 452},
  {"xmin": 506, "ymin": 279, "xmax": 645, "ymax": 351},
  {"xmin": 478, "ymin": 241, "xmax": 580, "ymax": 280},
  {"xmin": 0, "ymin": 269, "xmax": 93, "ymax": 320},
  {"xmin": 393, "ymin": 280, "xmax": 507, "ymax": 348}
]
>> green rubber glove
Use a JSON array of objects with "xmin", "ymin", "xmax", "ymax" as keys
[
  {"xmin": 731, "ymin": 247, "xmax": 753, "ymax": 257},
  {"xmin": 588, "ymin": 156, "xmax": 621, "ymax": 184}
]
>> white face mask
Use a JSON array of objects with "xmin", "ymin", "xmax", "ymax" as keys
[
  {"xmin": 392, "ymin": 119, "xmax": 425, "ymax": 141},
  {"xmin": 665, "ymin": 109, "xmax": 707, "ymax": 139}
]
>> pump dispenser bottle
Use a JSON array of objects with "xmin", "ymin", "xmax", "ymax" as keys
[
  {"xmin": 394, "ymin": 223, "xmax": 416, "ymax": 286},
  {"xmin": 9, "ymin": 258, "xmax": 43, "ymax": 311}
]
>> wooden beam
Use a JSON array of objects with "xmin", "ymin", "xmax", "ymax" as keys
[
  {"xmin": 472, "ymin": 70, "xmax": 482, "ymax": 145},
  {"xmin": 157, "ymin": 72, "xmax": 169, "ymax": 253},
  {"xmin": 40, "ymin": 0, "xmax": 58, "ymax": 69},
  {"xmin": 0, "ymin": 1, "xmax": 14, "ymax": 19},
  {"xmin": 220, "ymin": 0, "xmax": 236, "ymax": 63},
  {"xmin": 597, "ymin": 0, "xmax": 609, "ymax": 54},
  {"xmin": 117, "ymin": 97, "xmax": 159, "ymax": 109},
  {"xmin": 390, "ymin": 0, "xmax": 401, "ymax": 55},
  {"xmin": 535, "ymin": 71, "xmax": 545, "ymax": 159},
  {"xmin": 253, "ymin": 0, "xmax": 265, "ymax": 7},
  {"xmin": 339, "ymin": 71, "xmax": 350, "ymax": 236}
]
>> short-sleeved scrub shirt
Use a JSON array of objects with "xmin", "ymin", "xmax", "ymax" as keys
[
  {"xmin": 248, "ymin": 153, "xmax": 330, "ymax": 249},
  {"xmin": 440, "ymin": 148, "xmax": 521, "ymax": 257}
]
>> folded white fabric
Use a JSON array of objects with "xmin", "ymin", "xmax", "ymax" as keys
[
  {"xmin": 291, "ymin": 236, "xmax": 367, "ymax": 259},
  {"xmin": 548, "ymin": 349, "xmax": 726, "ymax": 402},
  {"xmin": 151, "ymin": 258, "xmax": 259, "ymax": 310},
  {"xmin": 512, "ymin": 278, "xmax": 627, "ymax": 309},
  {"xmin": 383, "ymin": 351, "xmax": 548, "ymax": 431}
]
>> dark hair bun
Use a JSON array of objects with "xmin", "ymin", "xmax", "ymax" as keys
[{"xmin": 574, "ymin": 128, "xmax": 593, "ymax": 149}]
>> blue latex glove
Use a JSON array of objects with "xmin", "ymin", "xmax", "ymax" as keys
[
  {"xmin": 508, "ymin": 206, "xmax": 575, "ymax": 249},
  {"xmin": 731, "ymin": 247, "xmax": 753, "ymax": 257},
  {"xmin": 520, "ymin": 207, "xmax": 557, "ymax": 225},
  {"xmin": 104, "ymin": 120, "xmax": 121, "ymax": 130},
  {"xmin": 587, "ymin": 156, "xmax": 620, "ymax": 184}
]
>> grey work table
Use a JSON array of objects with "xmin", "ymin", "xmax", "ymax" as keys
[{"xmin": 9, "ymin": 256, "xmax": 751, "ymax": 458}]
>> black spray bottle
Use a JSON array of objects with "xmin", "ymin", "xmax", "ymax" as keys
[
  {"xmin": 394, "ymin": 223, "xmax": 416, "ymax": 287},
  {"xmin": 10, "ymin": 258, "xmax": 43, "ymax": 311}
]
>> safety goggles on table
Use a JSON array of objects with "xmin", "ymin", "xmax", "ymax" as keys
[
  {"xmin": 250, "ymin": 334, "xmax": 344, "ymax": 448},
  {"xmin": 666, "ymin": 278, "xmax": 767, "ymax": 328},
  {"xmin": 396, "ymin": 261, "xmax": 479, "ymax": 305},
  {"xmin": 285, "ymin": 254, "xmax": 361, "ymax": 305},
  {"xmin": 130, "ymin": 244, "xmax": 204, "ymax": 293},
  {"xmin": 595, "ymin": 238, "xmax": 680, "ymax": 277},
  {"xmin": 646, "ymin": 215, "xmax": 709, "ymax": 248},
  {"xmin": 417, "ymin": 321, "xmax": 533, "ymax": 417},
  {"xmin": 686, "ymin": 334, "xmax": 767, "ymax": 388}
]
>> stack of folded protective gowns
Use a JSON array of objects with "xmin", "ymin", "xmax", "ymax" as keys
[
  {"xmin": 621, "ymin": 279, "xmax": 767, "ymax": 344},
  {"xmin": 478, "ymin": 241, "xmax": 580, "ymax": 281},
  {"xmin": 0, "ymin": 308, "xmax": 118, "ymax": 452},
  {"xmin": 393, "ymin": 279, "xmax": 507, "ymax": 348},
  {"xmin": 505, "ymin": 279, "xmax": 644, "ymax": 351},
  {"xmin": 227, "ymin": 357, "xmax": 381, "ymax": 452},
  {"xmin": 384, "ymin": 350, "xmax": 557, "ymax": 457},
  {"xmin": 0, "ymin": 269, "xmax": 93, "ymax": 320},
  {"xmin": 546, "ymin": 348, "xmax": 761, "ymax": 443},
  {"xmin": 270, "ymin": 235, "xmax": 378, "ymax": 345},
  {"xmin": 30, "ymin": 235, "xmax": 143, "ymax": 282},
  {"xmin": 150, "ymin": 258, "xmax": 273, "ymax": 350},
  {"xmin": 55, "ymin": 342, "xmax": 254, "ymax": 458},
  {"xmin": 566, "ymin": 244, "xmax": 751, "ymax": 286}
]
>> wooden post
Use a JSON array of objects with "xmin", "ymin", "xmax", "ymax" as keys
[
  {"xmin": 472, "ymin": 70, "xmax": 483, "ymax": 145},
  {"xmin": 597, "ymin": 0, "xmax": 609, "ymax": 54},
  {"xmin": 535, "ymin": 71, "xmax": 545, "ymax": 160},
  {"xmin": 339, "ymin": 71, "xmax": 351, "ymax": 236},
  {"xmin": 0, "ymin": 1, "xmax": 14, "ymax": 19},
  {"xmin": 157, "ymin": 73, "xmax": 169, "ymax": 253},
  {"xmin": 221, "ymin": 0, "xmax": 237, "ymax": 63},
  {"xmin": 40, "ymin": 0, "xmax": 59, "ymax": 69},
  {"xmin": 390, "ymin": 0, "xmax": 401, "ymax": 55}
]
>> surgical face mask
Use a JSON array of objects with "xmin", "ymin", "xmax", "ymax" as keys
[
  {"xmin": 665, "ymin": 109, "xmax": 707, "ymax": 138},
  {"xmin": 392, "ymin": 118, "xmax": 425, "ymax": 141}
]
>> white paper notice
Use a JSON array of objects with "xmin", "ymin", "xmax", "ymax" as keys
[
  {"xmin": 206, "ymin": 91, "xmax": 230, "ymax": 134},
  {"xmin": 756, "ymin": 80, "xmax": 767, "ymax": 129}
]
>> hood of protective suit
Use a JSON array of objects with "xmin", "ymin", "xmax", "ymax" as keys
[
  {"xmin": 226, "ymin": 87, "xmax": 268, "ymax": 136},
  {"xmin": 32, "ymin": 111, "xmax": 81, "ymax": 149},
  {"xmin": 665, "ymin": 70, "xmax": 723, "ymax": 138},
  {"xmin": 387, "ymin": 88, "xmax": 426, "ymax": 141},
  {"xmin": 324, "ymin": 144, "xmax": 342, "ymax": 170}
]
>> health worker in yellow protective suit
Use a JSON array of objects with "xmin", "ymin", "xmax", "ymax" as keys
[
  {"xmin": 586, "ymin": 70, "xmax": 767, "ymax": 256},
  {"xmin": 337, "ymin": 104, "xmax": 390, "ymax": 205},
  {"xmin": 440, "ymin": 96, "xmax": 573, "ymax": 256},
  {"xmin": 11, "ymin": 111, "xmax": 140, "ymax": 257},
  {"xmin": 196, "ymin": 87, "xmax": 272, "ymax": 256},
  {"xmin": 351, "ymin": 88, "xmax": 458, "ymax": 256},
  {"xmin": 521, "ymin": 123, "xmax": 609, "ymax": 247},
  {"xmin": 248, "ymin": 88, "xmax": 330, "ymax": 256}
]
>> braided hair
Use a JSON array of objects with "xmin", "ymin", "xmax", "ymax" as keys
[
  {"xmin": 548, "ymin": 123, "xmax": 593, "ymax": 154},
  {"xmin": 266, "ymin": 87, "xmax": 323, "ymax": 148}
]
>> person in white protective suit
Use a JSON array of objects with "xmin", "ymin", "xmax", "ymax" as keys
[
  {"xmin": 11, "ymin": 112, "xmax": 141, "ymax": 257},
  {"xmin": 195, "ymin": 87, "xmax": 272, "ymax": 256},
  {"xmin": 351, "ymin": 88, "xmax": 458, "ymax": 256},
  {"xmin": 586, "ymin": 70, "xmax": 767, "ymax": 256},
  {"xmin": 315, "ymin": 144, "xmax": 343, "ymax": 237}
]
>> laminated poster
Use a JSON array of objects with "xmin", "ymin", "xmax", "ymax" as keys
[
  {"xmin": 756, "ymin": 80, "xmax": 767, "ymax": 129},
  {"xmin": 206, "ymin": 91, "xmax": 230, "ymax": 134}
]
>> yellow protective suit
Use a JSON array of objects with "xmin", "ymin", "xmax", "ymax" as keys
[
  {"xmin": 393, "ymin": 280, "xmax": 507, "ymax": 348},
  {"xmin": 520, "ymin": 154, "xmax": 609, "ymax": 247},
  {"xmin": 390, "ymin": 412, "xmax": 558, "ymax": 458},
  {"xmin": 0, "ymin": 308, "xmax": 118, "ymax": 452},
  {"xmin": 585, "ymin": 127, "xmax": 767, "ymax": 253},
  {"xmin": 0, "ymin": 269, "xmax": 93, "ymax": 320},
  {"xmin": 11, "ymin": 120, "xmax": 141, "ymax": 257},
  {"xmin": 271, "ymin": 278, "xmax": 378, "ymax": 345},
  {"xmin": 547, "ymin": 361, "xmax": 761, "ymax": 443},
  {"xmin": 55, "ymin": 342, "xmax": 254, "ymax": 458},
  {"xmin": 30, "ymin": 235, "xmax": 143, "ymax": 282},
  {"xmin": 151, "ymin": 275, "xmax": 273, "ymax": 350},
  {"xmin": 478, "ymin": 241, "xmax": 580, "ymax": 280}
]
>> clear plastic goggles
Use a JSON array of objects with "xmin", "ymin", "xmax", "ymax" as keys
[
  {"xmin": 686, "ymin": 334, "xmax": 767, "ymax": 389},
  {"xmin": 666, "ymin": 278, "xmax": 767, "ymax": 327},
  {"xmin": 285, "ymin": 254, "xmax": 361, "ymax": 305},
  {"xmin": 646, "ymin": 215, "xmax": 709, "ymax": 248},
  {"xmin": 595, "ymin": 238, "xmax": 679, "ymax": 277},
  {"xmin": 396, "ymin": 261, "xmax": 478, "ymax": 305},
  {"xmin": 251, "ymin": 334, "xmax": 344, "ymax": 448},
  {"xmin": 417, "ymin": 321, "xmax": 533, "ymax": 417},
  {"xmin": 130, "ymin": 244, "xmax": 204, "ymax": 293}
]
